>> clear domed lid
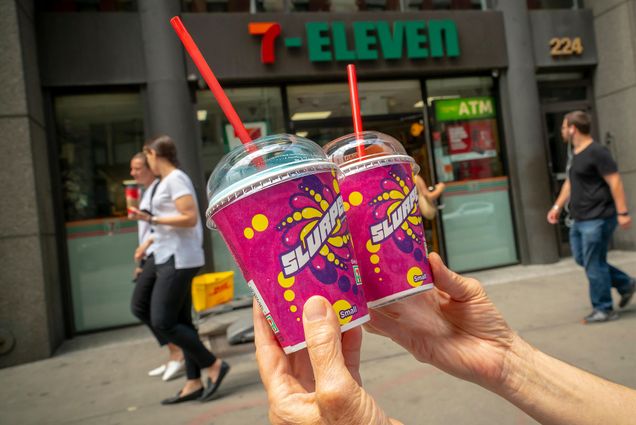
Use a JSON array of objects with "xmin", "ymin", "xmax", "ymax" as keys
[
  {"xmin": 322, "ymin": 131, "xmax": 417, "ymax": 175},
  {"xmin": 206, "ymin": 134, "xmax": 335, "ymax": 226}
]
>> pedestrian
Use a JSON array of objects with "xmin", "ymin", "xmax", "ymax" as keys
[
  {"xmin": 254, "ymin": 252, "xmax": 636, "ymax": 425},
  {"xmin": 131, "ymin": 135, "xmax": 230, "ymax": 404},
  {"xmin": 129, "ymin": 152, "xmax": 185, "ymax": 382},
  {"xmin": 414, "ymin": 174, "xmax": 445, "ymax": 220},
  {"xmin": 546, "ymin": 110, "xmax": 634, "ymax": 323}
]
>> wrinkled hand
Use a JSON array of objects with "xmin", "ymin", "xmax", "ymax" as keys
[
  {"xmin": 254, "ymin": 297, "xmax": 401, "ymax": 425},
  {"xmin": 546, "ymin": 208, "xmax": 559, "ymax": 224},
  {"xmin": 366, "ymin": 253, "xmax": 515, "ymax": 391},
  {"xmin": 618, "ymin": 214, "xmax": 632, "ymax": 230}
]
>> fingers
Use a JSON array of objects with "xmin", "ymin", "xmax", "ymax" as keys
[
  {"xmin": 429, "ymin": 252, "xmax": 484, "ymax": 303},
  {"xmin": 253, "ymin": 299, "xmax": 291, "ymax": 392},
  {"xmin": 303, "ymin": 297, "xmax": 357, "ymax": 391},
  {"xmin": 341, "ymin": 327, "xmax": 363, "ymax": 386}
]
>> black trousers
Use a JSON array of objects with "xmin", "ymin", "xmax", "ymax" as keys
[{"xmin": 131, "ymin": 255, "xmax": 216, "ymax": 379}]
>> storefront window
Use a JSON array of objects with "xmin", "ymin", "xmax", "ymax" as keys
[
  {"xmin": 287, "ymin": 80, "xmax": 423, "ymax": 144},
  {"xmin": 197, "ymin": 87, "xmax": 285, "ymax": 297},
  {"xmin": 39, "ymin": 0, "xmax": 138, "ymax": 12},
  {"xmin": 54, "ymin": 92, "xmax": 144, "ymax": 331},
  {"xmin": 427, "ymin": 77, "xmax": 517, "ymax": 271}
]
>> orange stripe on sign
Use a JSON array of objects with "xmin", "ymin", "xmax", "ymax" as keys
[{"xmin": 248, "ymin": 22, "xmax": 276, "ymax": 35}]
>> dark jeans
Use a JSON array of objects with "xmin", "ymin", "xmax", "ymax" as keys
[
  {"xmin": 131, "ymin": 256, "xmax": 168, "ymax": 346},
  {"xmin": 570, "ymin": 216, "xmax": 633, "ymax": 312},
  {"xmin": 131, "ymin": 255, "xmax": 216, "ymax": 379}
]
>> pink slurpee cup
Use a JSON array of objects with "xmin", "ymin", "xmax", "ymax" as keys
[
  {"xmin": 206, "ymin": 134, "xmax": 369, "ymax": 354},
  {"xmin": 323, "ymin": 131, "xmax": 434, "ymax": 308}
]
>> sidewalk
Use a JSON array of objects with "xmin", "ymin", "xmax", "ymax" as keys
[{"xmin": 1, "ymin": 251, "xmax": 635, "ymax": 425}]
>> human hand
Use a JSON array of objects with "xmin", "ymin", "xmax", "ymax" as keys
[
  {"xmin": 254, "ymin": 297, "xmax": 401, "ymax": 425},
  {"xmin": 129, "ymin": 207, "xmax": 152, "ymax": 223},
  {"xmin": 546, "ymin": 208, "xmax": 559, "ymax": 224},
  {"xmin": 618, "ymin": 214, "xmax": 632, "ymax": 229},
  {"xmin": 365, "ymin": 253, "xmax": 516, "ymax": 391},
  {"xmin": 133, "ymin": 267, "xmax": 143, "ymax": 280},
  {"xmin": 134, "ymin": 245, "xmax": 146, "ymax": 262}
]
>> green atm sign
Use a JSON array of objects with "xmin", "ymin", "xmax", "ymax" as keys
[
  {"xmin": 434, "ymin": 97, "xmax": 496, "ymax": 121},
  {"xmin": 249, "ymin": 20, "xmax": 460, "ymax": 64}
]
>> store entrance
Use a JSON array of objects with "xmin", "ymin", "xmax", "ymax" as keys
[{"xmin": 539, "ymin": 77, "xmax": 596, "ymax": 257}]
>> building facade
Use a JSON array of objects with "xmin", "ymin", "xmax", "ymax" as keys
[{"xmin": 1, "ymin": 0, "xmax": 634, "ymax": 367}]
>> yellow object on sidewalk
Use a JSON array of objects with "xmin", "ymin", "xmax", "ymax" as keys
[{"xmin": 191, "ymin": 271, "xmax": 234, "ymax": 312}]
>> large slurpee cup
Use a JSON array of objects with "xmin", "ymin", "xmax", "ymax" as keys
[
  {"xmin": 206, "ymin": 134, "xmax": 369, "ymax": 354},
  {"xmin": 323, "ymin": 131, "xmax": 434, "ymax": 308}
]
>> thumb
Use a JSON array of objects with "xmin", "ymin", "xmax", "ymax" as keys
[
  {"xmin": 302, "ymin": 296, "xmax": 354, "ymax": 390},
  {"xmin": 429, "ymin": 252, "xmax": 484, "ymax": 302}
]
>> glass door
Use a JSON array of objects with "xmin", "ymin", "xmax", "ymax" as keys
[
  {"xmin": 538, "ymin": 76, "xmax": 595, "ymax": 257},
  {"xmin": 54, "ymin": 92, "xmax": 144, "ymax": 332}
]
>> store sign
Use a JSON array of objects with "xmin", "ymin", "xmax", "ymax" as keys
[
  {"xmin": 434, "ymin": 97, "xmax": 496, "ymax": 122},
  {"xmin": 249, "ymin": 20, "xmax": 460, "ymax": 64}
]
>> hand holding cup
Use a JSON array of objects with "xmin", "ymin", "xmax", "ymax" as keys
[{"xmin": 254, "ymin": 297, "xmax": 402, "ymax": 425}]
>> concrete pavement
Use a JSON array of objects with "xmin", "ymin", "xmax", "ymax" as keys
[{"xmin": 1, "ymin": 251, "xmax": 635, "ymax": 425}]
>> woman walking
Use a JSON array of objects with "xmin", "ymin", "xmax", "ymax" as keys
[{"xmin": 132, "ymin": 135, "xmax": 230, "ymax": 404}]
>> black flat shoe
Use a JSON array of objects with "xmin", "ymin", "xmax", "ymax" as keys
[
  {"xmin": 161, "ymin": 387, "xmax": 204, "ymax": 405},
  {"xmin": 199, "ymin": 361, "xmax": 231, "ymax": 402}
]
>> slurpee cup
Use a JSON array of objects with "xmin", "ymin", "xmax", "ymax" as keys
[
  {"xmin": 123, "ymin": 180, "xmax": 140, "ymax": 218},
  {"xmin": 323, "ymin": 131, "xmax": 434, "ymax": 308},
  {"xmin": 206, "ymin": 134, "xmax": 369, "ymax": 354}
]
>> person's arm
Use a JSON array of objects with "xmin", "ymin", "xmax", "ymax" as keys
[
  {"xmin": 426, "ymin": 182, "xmax": 446, "ymax": 202},
  {"xmin": 151, "ymin": 194, "xmax": 198, "ymax": 228},
  {"xmin": 367, "ymin": 253, "xmax": 636, "ymax": 425},
  {"xmin": 604, "ymin": 172, "xmax": 632, "ymax": 229},
  {"xmin": 547, "ymin": 179, "xmax": 570, "ymax": 224},
  {"xmin": 500, "ymin": 335, "xmax": 636, "ymax": 425},
  {"xmin": 134, "ymin": 237, "xmax": 153, "ymax": 262}
]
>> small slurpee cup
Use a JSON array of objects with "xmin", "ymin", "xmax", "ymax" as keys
[
  {"xmin": 123, "ymin": 180, "xmax": 140, "ymax": 218},
  {"xmin": 323, "ymin": 131, "xmax": 434, "ymax": 308},
  {"xmin": 206, "ymin": 134, "xmax": 369, "ymax": 354}
]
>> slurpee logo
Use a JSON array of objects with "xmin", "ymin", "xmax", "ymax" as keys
[
  {"xmin": 276, "ymin": 174, "xmax": 357, "ymax": 291},
  {"xmin": 280, "ymin": 194, "xmax": 347, "ymax": 276},
  {"xmin": 370, "ymin": 185, "xmax": 419, "ymax": 244},
  {"xmin": 249, "ymin": 20, "xmax": 461, "ymax": 64}
]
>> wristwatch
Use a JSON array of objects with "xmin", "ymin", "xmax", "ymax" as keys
[
  {"xmin": 150, "ymin": 216, "xmax": 157, "ymax": 224},
  {"xmin": 617, "ymin": 211, "xmax": 630, "ymax": 216}
]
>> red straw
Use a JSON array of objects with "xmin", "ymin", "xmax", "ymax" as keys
[
  {"xmin": 346, "ymin": 64, "xmax": 365, "ymax": 158},
  {"xmin": 170, "ymin": 16, "xmax": 251, "ymax": 145}
]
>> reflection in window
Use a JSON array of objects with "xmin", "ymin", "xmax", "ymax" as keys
[
  {"xmin": 527, "ymin": 0, "xmax": 580, "ymax": 9},
  {"xmin": 39, "ymin": 0, "xmax": 138, "ymax": 12},
  {"xmin": 289, "ymin": 0, "xmax": 399, "ymax": 11},
  {"xmin": 196, "ymin": 87, "xmax": 285, "ymax": 176},
  {"xmin": 54, "ymin": 93, "xmax": 144, "ymax": 221},
  {"xmin": 407, "ymin": 0, "xmax": 483, "ymax": 11}
]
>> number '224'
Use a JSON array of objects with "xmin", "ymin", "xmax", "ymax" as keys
[{"xmin": 550, "ymin": 37, "xmax": 584, "ymax": 56}]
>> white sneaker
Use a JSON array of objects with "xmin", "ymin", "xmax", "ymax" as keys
[
  {"xmin": 148, "ymin": 364, "xmax": 166, "ymax": 377},
  {"xmin": 162, "ymin": 360, "xmax": 185, "ymax": 381}
]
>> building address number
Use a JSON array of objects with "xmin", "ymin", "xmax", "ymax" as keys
[{"xmin": 550, "ymin": 37, "xmax": 584, "ymax": 56}]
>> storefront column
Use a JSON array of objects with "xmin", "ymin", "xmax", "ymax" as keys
[
  {"xmin": 495, "ymin": 0, "xmax": 559, "ymax": 264},
  {"xmin": 138, "ymin": 0, "xmax": 213, "ymax": 268}
]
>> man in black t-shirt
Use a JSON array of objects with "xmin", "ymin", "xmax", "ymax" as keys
[{"xmin": 547, "ymin": 111, "xmax": 634, "ymax": 323}]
